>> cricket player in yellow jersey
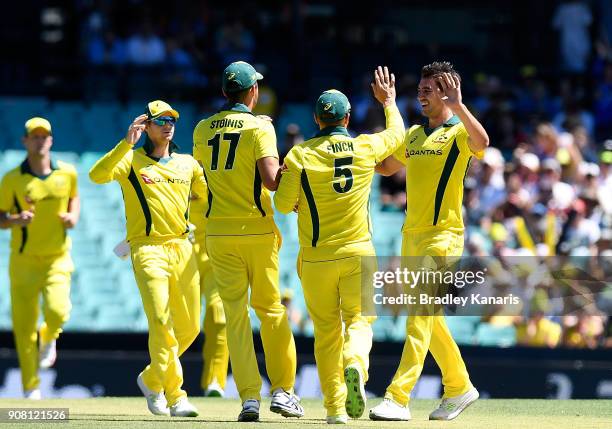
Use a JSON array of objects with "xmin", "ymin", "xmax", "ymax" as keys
[
  {"xmin": 274, "ymin": 67, "xmax": 405, "ymax": 424},
  {"xmin": 370, "ymin": 61, "xmax": 489, "ymax": 421},
  {"xmin": 193, "ymin": 61, "xmax": 302, "ymax": 422},
  {"xmin": 188, "ymin": 196, "xmax": 229, "ymax": 397},
  {"xmin": 89, "ymin": 100, "xmax": 205, "ymax": 417},
  {"xmin": 0, "ymin": 117, "xmax": 79, "ymax": 400}
]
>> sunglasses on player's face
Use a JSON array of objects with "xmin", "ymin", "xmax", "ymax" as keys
[{"xmin": 150, "ymin": 116, "xmax": 176, "ymax": 126}]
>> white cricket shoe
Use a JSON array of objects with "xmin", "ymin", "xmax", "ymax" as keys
[
  {"xmin": 270, "ymin": 388, "xmax": 304, "ymax": 418},
  {"xmin": 326, "ymin": 414, "xmax": 348, "ymax": 424},
  {"xmin": 344, "ymin": 365, "xmax": 366, "ymax": 419},
  {"xmin": 429, "ymin": 387, "xmax": 479, "ymax": 420},
  {"xmin": 204, "ymin": 381, "xmax": 225, "ymax": 397},
  {"xmin": 24, "ymin": 388, "xmax": 41, "ymax": 400},
  {"xmin": 39, "ymin": 340, "xmax": 57, "ymax": 369},
  {"xmin": 137, "ymin": 372, "xmax": 170, "ymax": 416},
  {"xmin": 170, "ymin": 397, "xmax": 198, "ymax": 417},
  {"xmin": 238, "ymin": 399, "xmax": 260, "ymax": 422},
  {"xmin": 369, "ymin": 398, "xmax": 411, "ymax": 421}
]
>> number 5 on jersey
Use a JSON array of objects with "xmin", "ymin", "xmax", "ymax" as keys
[
  {"xmin": 208, "ymin": 132, "xmax": 241, "ymax": 170},
  {"xmin": 333, "ymin": 156, "xmax": 353, "ymax": 193}
]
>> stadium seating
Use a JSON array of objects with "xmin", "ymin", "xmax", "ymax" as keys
[{"xmin": 474, "ymin": 323, "xmax": 517, "ymax": 347}]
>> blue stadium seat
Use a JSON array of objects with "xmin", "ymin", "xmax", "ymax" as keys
[
  {"xmin": 475, "ymin": 323, "xmax": 517, "ymax": 347},
  {"xmin": 445, "ymin": 316, "xmax": 477, "ymax": 345}
]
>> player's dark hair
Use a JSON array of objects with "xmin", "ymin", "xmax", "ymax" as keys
[
  {"xmin": 226, "ymin": 87, "xmax": 250, "ymax": 105},
  {"xmin": 421, "ymin": 61, "xmax": 461, "ymax": 82}
]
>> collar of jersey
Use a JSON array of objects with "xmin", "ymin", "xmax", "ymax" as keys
[
  {"xmin": 143, "ymin": 135, "xmax": 179, "ymax": 159},
  {"xmin": 220, "ymin": 103, "xmax": 253, "ymax": 114},
  {"xmin": 20, "ymin": 158, "xmax": 58, "ymax": 179},
  {"xmin": 423, "ymin": 114, "xmax": 460, "ymax": 136},
  {"xmin": 315, "ymin": 126, "xmax": 351, "ymax": 138}
]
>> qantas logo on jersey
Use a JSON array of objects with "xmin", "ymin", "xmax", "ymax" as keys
[
  {"xmin": 405, "ymin": 148, "xmax": 444, "ymax": 158},
  {"xmin": 140, "ymin": 173, "xmax": 190, "ymax": 185}
]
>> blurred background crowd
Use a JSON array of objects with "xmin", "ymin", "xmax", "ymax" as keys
[{"xmin": 0, "ymin": 0, "xmax": 610, "ymax": 349}]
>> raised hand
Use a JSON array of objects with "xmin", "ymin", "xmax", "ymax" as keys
[
  {"xmin": 125, "ymin": 114, "xmax": 149, "ymax": 146},
  {"xmin": 436, "ymin": 72, "xmax": 462, "ymax": 110},
  {"xmin": 371, "ymin": 66, "xmax": 396, "ymax": 107}
]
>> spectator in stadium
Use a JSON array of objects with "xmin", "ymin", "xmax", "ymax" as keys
[
  {"xmin": 252, "ymin": 65, "xmax": 279, "ymax": 119},
  {"xmin": 552, "ymin": 0, "xmax": 593, "ymax": 75},
  {"xmin": 214, "ymin": 20, "xmax": 255, "ymax": 64},
  {"xmin": 595, "ymin": 62, "xmax": 612, "ymax": 139},
  {"xmin": 379, "ymin": 168, "xmax": 407, "ymax": 212},
  {"xmin": 0, "ymin": 117, "xmax": 80, "ymax": 399},
  {"xmin": 515, "ymin": 290, "xmax": 562, "ymax": 348},
  {"xmin": 279, "ymin": 123, "xmax": 303, "ymax": 164},
  {"xmin": 87, "ymin": 31, "xmax": 128, "ymax": 66},
  {"xmin": 126, "ymin": 21, "xmax": 166, "ymax": 65},
  {"xmin": 473, "ymin": 147, "xmax": 506, "ymax": 218},
  {"xmin": 561, "ymin": 311, "xmax": 606, "ymax": 348},
  {"xmin": 89, "ymin": 100, "xmax": 203, "ymax": 417}
]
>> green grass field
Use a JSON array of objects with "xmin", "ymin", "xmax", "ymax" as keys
[{"xmin": 0, "ymin": 398, "xmax": 610, "ymax": 428}]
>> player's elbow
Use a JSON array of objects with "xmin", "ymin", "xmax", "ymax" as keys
[
  {"xmin": 473, "ymin": 135, "xmax": 490, "ymax": 152},
  {"xmin": 375, "ymin": 164, "xmax": 391, "ymax": 176},
  {"xmin": 88, "ymin": 168, "xmax": 109, "ymax": 184},
  {"xmin": 262, "ymin": 176, "xmax": 279, "ymax": 191}
]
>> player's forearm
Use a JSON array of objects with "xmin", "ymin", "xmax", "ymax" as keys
[
  {"xmin": 0, "ymin": 213, "xmax": 12, "ymax": 229},
  {"xmin": 273, "ymin": 177, "xmax": 299, "ymax": 214},
  {"xmin": 376, "ymin": 156, "xmax": 404, "ymax": 176},
  {"xmin": 89, "ymin": 139, "xmax": 133, "ymax": 184},
  {"xmin": 452, "ymin": 103, "xmax": 489, "ymax": 152},
  {"xmin": 257, "ymin": 157, "xmax": 281, "ymax": 191},
  {"xmin": 0, "ymin": 213, "xmax": 26, "ymax": 228},
  {"xmin": 379, "ymin": 103, "xmax": 407, "ymax": 157},
  {"xmin": 384, "ymin": 103, "xmax": 405, "ymax": 135},
  {"xmin": 68, "ymin": 197, "xmax": 81, "ymax": 223}
]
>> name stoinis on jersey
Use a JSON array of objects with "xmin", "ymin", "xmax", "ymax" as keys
[
  {"xmin": 326, "ymin": 141, "xmax": 355, "ymax": 154},
  {"xmin": 209, "ymin": 119, "xmax": 244, "ymax": 129}
]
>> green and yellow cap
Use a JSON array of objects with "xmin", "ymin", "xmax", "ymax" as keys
[
  {"xmin": 24, "ymin": 117, "xmax": 52, "ymax": 136},
  {"xmin": 145, "ymin": 100, "xmax": 179, "ymax": 120},
  {"xmin": 316, "ymin": 89, "xmax": 351, "ymax": 123},
  {"xmin": 222, "ymin": 61, "xmax": 263, "ymax": 94}
]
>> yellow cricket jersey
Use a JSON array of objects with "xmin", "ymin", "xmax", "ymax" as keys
[
  {"xmin": 0, "ymin": 159, "xmax": 77, "ymax": 256},
  {"xmin": 89, "ymin": 139, "xmax": 207, "ymax": 244},
  {"xmin": 392, "ymin": 116, "xmax": 483, "ymax": 233},
  {"xmin": 274, "ymin": 104, "xmax": 405, "ymax": 258},
  {"xmin": 193, "ymin": 103, "xmax": 278, "ymax": 236}
]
